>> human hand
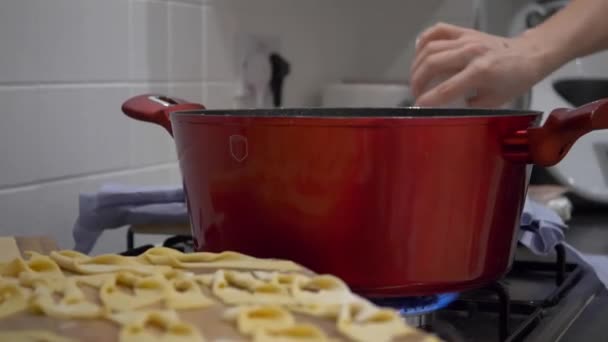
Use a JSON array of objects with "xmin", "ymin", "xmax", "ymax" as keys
[{"xmin": 410, "ymin": 23, "xmax": 548, "ymax": 108}]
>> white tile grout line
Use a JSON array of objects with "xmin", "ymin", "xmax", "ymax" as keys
[
  {"xmin": 0, "ymin": 81, "xmax": 224, "ymax": 90},
  {"xmin": 201, "ymin": 2, "xmax": 208, "ymax": 82},
  {"xmin": 167, "ymin": 0, "xmax": 175, "ymax": 85},
  {"xmin": 136, "ymin": 0, "xmax": 207, "ymax": 7},
  {"xmin": 0, "ymin": 162, "xmax": 180, "ymax": 195},
  {"xmin": 127, "ymin": 0, "xmax": 135, "ymax": 83}
]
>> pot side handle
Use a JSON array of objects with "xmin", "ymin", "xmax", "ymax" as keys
[
  {"xmin": 121, "ymin": 94, "xmax": 206, "ymax": 135},
  {"xmin": 504, "ymin": 98, "xmax": 608, "ymax": 166}
]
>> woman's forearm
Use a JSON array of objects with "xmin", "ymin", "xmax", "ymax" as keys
[
  {"xmin": 521, "ymin": 0, "xmax": 608, "ymax": 79},
  {"xmin": 410, "ymin": 0, "xmax": 608, "ymax": 107}
]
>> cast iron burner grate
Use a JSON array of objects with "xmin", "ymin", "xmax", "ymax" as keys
[
  {"xmin": 438, "ymin": 244, "xmax": 583, "ymax": 342},
  {"xmin": 120, "ymin": 235, "xmax": 194, "ymax": 256}
]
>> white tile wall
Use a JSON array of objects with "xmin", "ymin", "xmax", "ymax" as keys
[
  {"xmin": 169, "ymin": 83, "xmax": 205, "ymax": 104},
  {"xmin": 203, "ymin": 82, "xmax": 238, "ymax": 109},
  {"xmin": 168, "ymin": 1, "xmax": 204, "ymax": 82},
  {"xmin": 0, "ymin": 87, "xmax": 41, "ymax": 187},
  {"xmin": 0, "ymin": 0, "xmax": 475, "ymax": 254},
  {"xmin": 0, "ymin": 1, "xmax": 40, "ymax": 83},
  {"xmin": 38, "ymin": 0, "xmax": 130, "ymax": 82},
  {"xmin": 130, "ymin": 0, "xmax": 169, "ymax": 81}
]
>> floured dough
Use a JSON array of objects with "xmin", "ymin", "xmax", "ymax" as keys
[
  {"xmin": 0, "ymin": 257, "xmax": 31, "ymax": 278},
  {"xmin": 72, "ymin": 273, "xmax": 115, "ymax": 288},
  {"xmin": 119, "ymin": 310, "xmax": 205, "ymax": 342},
  {"xmin": 0, "ymin": 247, "xmax": 438, "ymax": 342},
  {"xmin": 1, "ymin": 253, "xmax": 63, "ymax": 278},
  {"xmin": 24, "ymin": 252, "xmax": 64, "ymax": 276},
  {"xmin": 287, "ymin": 275, "xmax": 355, "ymax": 317},
  {"xmin": 0, "ymin": 330, "xmax": 77, "ymax": 342},
  {"xmin": 0, "ymin": 253, "xmax": 66, "ymax": 292},
  {"xmin": 0, "ymin": 279, "xmax": 30, "ymax": 318},
  {"xmin": 253, "ymin": 272, "xmax": 309, "ymax": 287},
  {"xmin": 211, "ymin": 270, "xmax": 293, "ymax": 306},
  {"xmin": 100, "ymin": 272, "xmax": 167, "ymax": 312},
  {"xmin": 292, "ymin": 275, "xmax": 352, "ymax": 304},
  {"xmin": 107, "ymin": 309, "xmax": 180, "ymax": 326},
  {"xmin": 224, "ymin": 306, "xmax": 332, "ymax": 342},
  {"xmin": 190, "ymin": 273, "xmax": 214, "ymax": 288},
  {"xmin": 139, "ymin": 247, "xmax": 302, "ymax": 271},
  {"xmin": 224, "ymin": 305, "xmax": 295, "ymax": 336},
  {"xmin": 165, "ymin": 277, "xmax": 214, "ymax": 310},
  {"xmin": 48, "ymin": 250, "xmax": 89, "ymax": 270},
  {"xmin": 50, "ymin": 251, "xmax": 171, "ymax": 276},
  {"xmin": 336, "ymin": 301, "xmax": 416, "ymax": 342},
  {"xmin": 252, "ymin": 324, "xmax": 329, "ymax": 342},
  {"xmin": 164, "ymin": 269, "xmax": 196, "ymax": 281},
  {"xmin": 30, "ymin": 278, "xmax": 103, "ymax": 319},
  {"xmin": 19, "ymin": 272, "xmax": 65, "ymax": 292}
]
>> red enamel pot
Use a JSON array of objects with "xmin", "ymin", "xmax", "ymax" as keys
[{"xmin": 122, "ymin": 94, "xmax": 608, "ymax": 297}]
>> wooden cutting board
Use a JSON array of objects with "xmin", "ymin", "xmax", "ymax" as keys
[
  {"xmin": 0, "ymin": 236, "xmax": 438, "ymax": 342},
  {"xmin": 0, "ymin": 237, "xmax": 20, "ymax": 262}
]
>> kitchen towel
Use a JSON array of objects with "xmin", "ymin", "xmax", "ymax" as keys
[
  {"xmin": 72, "ymin": 183, "xmax": 188, "ymax": 253},
  {"xmin": 520, "ymin": 196, "xmax": 608, "ymax": 289},
  {"xmin": 518, "ymin": 198, "xmax": 568, "ymax": 255}
]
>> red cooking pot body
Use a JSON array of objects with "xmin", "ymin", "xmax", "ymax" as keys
[{"xmin": 122, "ymin": 95, "xmax": 608, "ymax": 296}]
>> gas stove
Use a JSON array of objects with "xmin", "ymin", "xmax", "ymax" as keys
[
  {"xmin": 121, "ymin": 214, "xmax": 608, "ymax": 342},
  {"xmin": 371, "ymin": 244, "xmax": 600, "ymax": 342}
]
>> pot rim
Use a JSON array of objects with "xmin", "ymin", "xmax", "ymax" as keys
[{"xmin": 169, "ymin": 107, "xmax": 542, "ymax": 119}]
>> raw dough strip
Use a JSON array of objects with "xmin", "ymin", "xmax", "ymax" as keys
[
  {"xmin": 118, "ymin": 310, "xmax": 205, "ymax": 342},
  {"xmin": 223, "ymin": 305, "xmax": 295, "ymax": 336},
  {"xmin": 47, "ymin": 250, "xmax": 89, "ymax": 271},
  {"xmin": 0, "ymin": 257, "xmax": 32, "ymax": 278},
  {"xmin": 0, "ymin": 253, "xmax": 66, "ymax": 292},
  {"xmin": 72, "ymin": 273, "xmax": 115, "ymax": 288},
  {"xmin": 165, "ymin": 277, "xmax": 214, "ymax": 310},
  {"xmin": 224, "ymin": 306, "xmax": 330, "ymax": 342},
  {"xmin": 50, "ymin": 251, "xmax": 172, "ymax": 276},
  {"xmin": 23, "ymin": 252, "xmax": 64, "ymax": 277},
  {"xmin": 252, "ymin": 324, "xmax": 330, "ymax": 342},
  {"xmin": 292, "ymin": 275, "xmax": 352, "ymax": 304},
  {"xmin": 0, "ymin": 330, "xmax": 77, "ymax": 342},
  {"xmin": 207, "ymin": 270, "xmax": 353, "ymax": 310},
  {"xmin": 30, "ymin": 278, "xmax": 104, "ymax": 319},
  {"xmin": 139, "ymin": 247, "xmax": 303, "ymax": 271},
  {"xmin": 107, "ymin": 309, "xmax": 180, "ymax": 326},
  {"xmin": 336, "ymin": 300, "xmax": 421, "ymax": 342},
  {"xmin": 218, "ymin": 270, "xmax": 422, "ymax": 341},
  {"xmin": 99, "ymin": 271, "xmax": 214, "ymax": 312},
  {"xmin": 100, "ymin": 272, "xmax": 167, "ymax": 312},
  {"xmin": 0, "ymin": 278, "xmax": 30, "ymax": 318},
  {"xmin": 211, "ymin": 270, "xmax": 293, "ymax": 306},
  {"xmin": 253, "ymin": 271, "xmax": 310, "ymax": 287},
  {"xmin": 0, "ymin": 253, "xmax": 65, "ymax": 291},
  {"xmin": 287, "ymin": 275, "xmax": 356, "ymax": 317},
  {"xmin": 18, "ymin": 272, "xmax": 65, "ymax": 292}
]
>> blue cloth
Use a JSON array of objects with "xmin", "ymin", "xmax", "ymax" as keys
[
  {"xmin": 72, "ymin": 183, "xmax": 188, "ymax": 253},
  {"xmin": 519, "ymin": 198, "xmax": 567, "ymax": 255},
  {"xmin": 520, "ymin": 197, "xmax": 608, "ymax": 289}
]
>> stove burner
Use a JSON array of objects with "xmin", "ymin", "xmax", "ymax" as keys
[{"xmin": 372, "ymin": 292, "xmax": 459, "ymax": 316}]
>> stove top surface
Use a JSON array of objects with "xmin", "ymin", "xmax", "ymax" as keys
[
  {"xmin": 430, "ymin": 248, "xmax": 600, "ymax": 342},
  {"xmin": 416, "ymin": 211, "xmax": 608, "ymax": 342}
]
